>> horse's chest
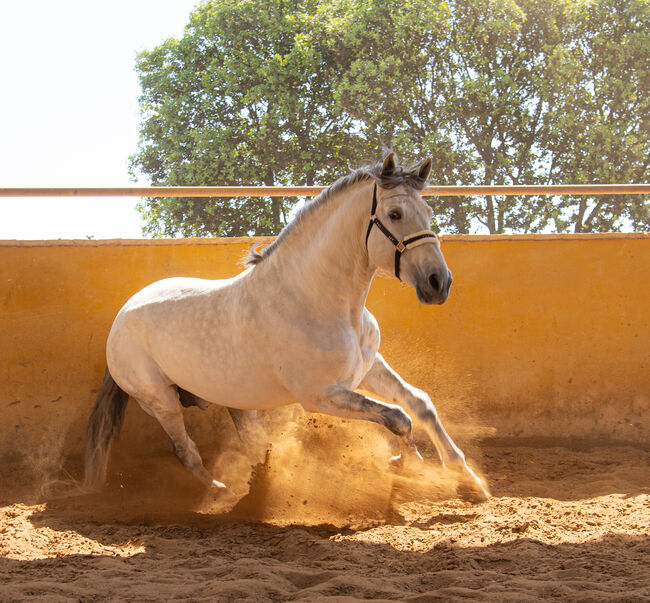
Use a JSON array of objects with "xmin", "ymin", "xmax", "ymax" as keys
[
  {"xmin": 358, "ymin": 313, "xmax": 381, "ymax": 378},
  {"xmin": 348, "ymin": 341, "xmax": 377, "ymax": 389},
  {"xmin": 280, "ymin": 314, "xmax": 379, "ymax": 395},
  {"xmin": 337, "ymin": 327, "xmax": 379, "ymax": 389}
]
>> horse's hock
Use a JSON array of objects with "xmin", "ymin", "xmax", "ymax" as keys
[{"xmin": 1, "ymin": 234, "xmax": 649, "ymax": 489}]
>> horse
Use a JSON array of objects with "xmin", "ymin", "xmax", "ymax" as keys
[{"xmin": 85, "ymin": 152, "xmax": 489, "ymax": 502}]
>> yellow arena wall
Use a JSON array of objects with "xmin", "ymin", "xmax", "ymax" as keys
[{"xmin": 1, "ymin": 234, "xmax": 648, "ymax": 475}]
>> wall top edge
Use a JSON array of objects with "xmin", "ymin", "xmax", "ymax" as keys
[
  {"xmin": 0, "ymin": 236, "xmax": 274, "ymax": 248},
  {"xmin": 0, "ymin": 233, "xmax": 648, "ymax": 248}
]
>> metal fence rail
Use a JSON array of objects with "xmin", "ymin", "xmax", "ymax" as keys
[{"xmin": 1, "ymin": 184, "xmax": 648, "ymax": 198}]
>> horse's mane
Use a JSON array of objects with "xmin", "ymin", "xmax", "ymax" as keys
[{"xmin": 245, "ymin": 154, "xmax": 429, "ymax": 267}]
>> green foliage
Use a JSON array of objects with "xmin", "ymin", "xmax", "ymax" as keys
[
  {"xmin": 130, "ymin": 0, "xmax": 649, "ymax": 236},
  {"xmin": 544, "ymin": 0, "xmax": 650, "ymax": 232},
  {"xmin": 131, "ymin": 0, "xmax": 359, "ymax": 236}
]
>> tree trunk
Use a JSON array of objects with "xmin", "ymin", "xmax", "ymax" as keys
[
  {"xmin": 574, "ymin": 197, "xmax": 587, "ymax": 233},
  {"xmin": 265, "ymin": 170, "xmax": 282, "ymax": 234},
  {"xmin": 485, "ymin": 195, "xmax": 496, "ymax": 234}
]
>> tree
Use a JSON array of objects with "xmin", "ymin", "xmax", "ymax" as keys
[
  {"xmin": 543, "ymin": 0, "xmax": 650, "ymax": 232},
  {"xmin": 332, "ymin": 0, "xmax": 649, "ymax": 234},
  {"xmin": 313, "ymin": 0, "xmax": 478, "ymax": 233},
  {"xmin": 130, "ymin": 0, "xmax": 649, "ymax": 236},
  {"xmin": 130, "ymin": 0, "xmax": 361, "ymax": 237},
  {"xmin": 436, "ymin": 0, "xmax": 574, "ymax": 234}
]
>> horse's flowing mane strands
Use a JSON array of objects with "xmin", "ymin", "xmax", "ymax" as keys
[{"xmin": 246, "ymin": 154, "xmax": 429, "ymax": 266}]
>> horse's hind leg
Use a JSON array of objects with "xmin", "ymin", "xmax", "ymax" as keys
[
  {"xmin": 227, "ymin": 409, "xmax": 269, "ymax": 465},
  {"xmin": 360, "ymin": 353, "xmax": 489, "ymax": 501},
  {"xmin": 177, "ymin": 393, "xmax": 269, "ymax": 465},
  {"xmin": 136, "ymin": 385, "xmax": 228, "ymax": 491}
]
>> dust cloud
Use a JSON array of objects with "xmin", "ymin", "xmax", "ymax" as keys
[
  {"xmin": 4, "ymin": 397, "xmax": 491, "ymax": 530},
  {"xmin": 200, "ymin": 406, "xmax": 474, "ymax": 526}
]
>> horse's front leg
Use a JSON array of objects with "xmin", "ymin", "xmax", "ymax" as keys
[
  {"xmin": 360, "ymin": 353, "xmax": 489, "ymax": 502},
  {"xmin": 301, "ymin": 385, "xmax": 422, "ymax": 461}
]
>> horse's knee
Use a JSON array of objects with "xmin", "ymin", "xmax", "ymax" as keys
[
  {"xmin": 410, "ymin": 390, "xmax": 438, "ymax": 420},
  {"xmin": 381, "ymin": 406, "xmax": 412, "ymax": 438}
]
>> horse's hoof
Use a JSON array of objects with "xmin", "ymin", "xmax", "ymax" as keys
[
  {"xmin": 208, "ymin": 480, "xmax": 239, "ymax": 503},
  {"xmin": 389, "ymin": 454, "xmax": 405, "ymax": 471},
  {"xmin": 456, "ymin": 474, "xmax": 490, "ymax": 504},
  {"xmin": 210, "ymin": 479, "xmax": 237, "ymax": 499}
]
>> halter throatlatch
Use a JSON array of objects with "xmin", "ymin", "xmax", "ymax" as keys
[{"xmin": 364, "ymin": 182, "xmax": 438, "ymax": 280}]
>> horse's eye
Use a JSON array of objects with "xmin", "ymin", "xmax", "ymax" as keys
[{"xmin": 389, "ymin": 210, "xmax": 402, "ymax": 221}]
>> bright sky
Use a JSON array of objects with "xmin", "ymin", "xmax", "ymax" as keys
[{"xmin": 0, "ymin": 0, "xmax": 199, "ymax": 240}]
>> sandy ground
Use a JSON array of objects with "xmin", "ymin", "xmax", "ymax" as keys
[{"xmin": 1, "ymin": 415, "xmax": 649, "ymax": 602}]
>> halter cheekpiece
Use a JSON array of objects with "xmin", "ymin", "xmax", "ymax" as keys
[{"xmin": 364, "ymin": 182, "xmax": 438, "ymax": 280}]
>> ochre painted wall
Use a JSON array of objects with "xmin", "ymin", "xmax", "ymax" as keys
[{"xmin": 1, "ymin": 235, "xmax": 648, "ymax": 476}]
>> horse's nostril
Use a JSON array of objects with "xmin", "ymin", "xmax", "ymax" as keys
[{"xmin": 429, "ymin": 273, "xmax": 441, "ymax": 292}]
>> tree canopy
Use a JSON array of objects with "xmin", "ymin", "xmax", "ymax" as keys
[{"xmin": 130, "ymin": 0, "xmax": 649, "ymax": 236}]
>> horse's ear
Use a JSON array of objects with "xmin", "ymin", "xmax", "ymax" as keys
[
  {"xmin": 418, "ymin": 157, "xmax": 432, "ymax": 182},
  {"xmin": 381, "ymin": 152, "xmax": 396, "ymax": 176}
]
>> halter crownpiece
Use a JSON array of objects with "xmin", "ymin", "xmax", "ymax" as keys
[{"xmin": 365, "ymin": 182, "xmax": 439, "ymax": 280}]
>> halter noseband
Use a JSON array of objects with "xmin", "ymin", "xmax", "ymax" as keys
[{"xmin": 364, "ymin": 182, "xmax": 438, "ymax": 281}]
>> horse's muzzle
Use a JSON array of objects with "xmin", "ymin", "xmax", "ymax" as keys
[{"xmin": 416, "ymin": 268, "xmax": 453, "ymax": 305}]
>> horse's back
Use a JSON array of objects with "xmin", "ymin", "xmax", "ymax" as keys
[
  {"xmin": 109, "ymin": 276, "xmax": 239, "ymax": 350},
  {"xmin": 118, "ymin": 275, "xmax": 236, "ymax": 311}
]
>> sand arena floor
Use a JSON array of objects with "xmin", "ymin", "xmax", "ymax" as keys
[{"xmin": 1, "ymin": 414, "xmax": 649, "ymax": 602}]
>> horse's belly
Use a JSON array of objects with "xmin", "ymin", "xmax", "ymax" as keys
[
  {"xmin": 152, "ymin": 343, "xmax": 295, "ymax": 410},
  {"xmin": 183, "ymin": 371, "xmax": 296, "ymax": 410}
]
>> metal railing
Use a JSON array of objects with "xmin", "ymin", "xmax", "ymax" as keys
[{"xmin": 1, "ymin": 184, "xmax": 648, "ymax": 198}]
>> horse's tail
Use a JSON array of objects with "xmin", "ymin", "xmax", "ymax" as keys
[{"xmin": 83, "ymin": 367, "xmax": 129, "ymax": 491}]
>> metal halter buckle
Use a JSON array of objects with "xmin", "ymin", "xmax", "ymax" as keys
[{"xmin": 396, "ymin": 241, "xmax": 406, "ymax": 253}]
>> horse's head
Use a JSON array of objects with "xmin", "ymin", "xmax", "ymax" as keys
[{"xmin": 366, "ymin": 153, "xmax": 452, "ymax": 305}]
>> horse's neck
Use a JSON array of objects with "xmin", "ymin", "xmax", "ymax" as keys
[{"xmin": 260, "ymin": 180, "xmax": 375, "ymax": 322}]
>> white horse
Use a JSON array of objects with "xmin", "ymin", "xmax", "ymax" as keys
[{"xmin": 85, "ymin": 153, "xmax": 489, "ymax": 501}]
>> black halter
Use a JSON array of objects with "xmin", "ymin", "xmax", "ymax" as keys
[{"xmin": 364, "ymin": 183, "xmax": 438, "ymax": 281}]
